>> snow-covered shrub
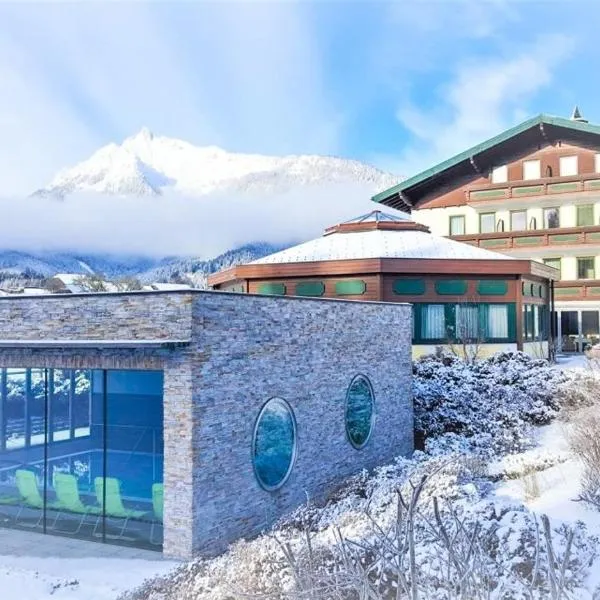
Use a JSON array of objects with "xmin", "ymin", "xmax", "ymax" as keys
[
  {"xmin": 488, "ymin": 448, "xmax": 570, "ymax": 481},
  {"xmin": 122, "ymin": 454, "xmax": 597, "ymax": 600},
  {"xmin": 555, "ymin": 369, "xmax": 600, "ymax": 414},
  {"xmin": 567, "ymin": 409, "xmax": 600, "ymax": 510},
  {"xmin": 413, "ymin": 351, "xmax": 570, "ymax": 455}
]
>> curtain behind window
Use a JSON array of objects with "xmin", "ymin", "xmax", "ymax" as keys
[
  {"xmin": 421, "ymin": 305, "xmax": 446, "ymax": 339},
  {"xmin": 487, "ymin": 305, "xmax": 508, "ymax": 338},
  {"xmin": 455, "ymin": 305, "xmax": 479, "ymax": 339}
]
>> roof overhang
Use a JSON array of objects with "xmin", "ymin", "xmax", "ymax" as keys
[
  {"xmin": 372, "ymin": 114, "xmax": 600, "ymax": 210},
  {"xmin": 208, "ymin": 257, "xmax": 560, "ymax": 286}
]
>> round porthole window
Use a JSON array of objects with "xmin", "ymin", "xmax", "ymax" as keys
[
  {"xmin": 252, "ymin": 397, "xmax": 297, "ymax": 491},
  {"xmin": 345, "ymin": 375, "xmax": 375, "ymax": 449}
]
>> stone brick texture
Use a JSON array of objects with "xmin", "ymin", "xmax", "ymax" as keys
[{"xmin": 0, "ymin": 291, "xmax": 413, "ymax": 559}]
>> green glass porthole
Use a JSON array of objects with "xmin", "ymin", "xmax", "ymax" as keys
[
  {"xmin": 335, "ymin": 280, "xmax": 366, "ymax": 296},
  {"xmin": 257, "ymin": 283, "xmax": 286, "ymax": 295},
  {"xmin": 477, "ymin": 280, "xmax": 508, "ymax": 296},
  {"xmin": 435, "ymin": 280, "xmax": 467, "ymax": 295},
  {"xmin": 295, "ymin": 281, "xmax": 325, "ymax": 297},
  {"xmin": 393, "ymin": 279, "xmax": 426, "ymax": 295}
]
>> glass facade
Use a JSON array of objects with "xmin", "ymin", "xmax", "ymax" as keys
[
  {"xmin": 0, "ymin": 368, "xmax": 163, "ymax": 550},
  {"xmin": 415, "ymin": 303, "xmax": 515, "ymax": 343},
  {"xmin": 522, "ymin": 305, "xmax": 548, "ymax": 342}
]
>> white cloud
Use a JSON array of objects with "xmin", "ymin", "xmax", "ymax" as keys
[
  {"xmin": 0, "ymin": 3, "xmax": 340, "ymax": 195},
  {"xmin": 0, "ymin": 184, "xmax": 380, "ymax": 259},
  {"xmin": 376, "ymin": 32, "xmax": 576, "ymax": 178}
]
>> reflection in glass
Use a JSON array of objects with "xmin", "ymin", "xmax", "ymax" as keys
[
  {"xmin": 345, "ymin": 376, "xmax": 375, "ymax": 449},
  {"xmin": 0, "ymin": 367, "xmax": 163, "ymax": 550},
  {"xmin": 253, "ymin": 398, "xmax": 296, "ymax": 490}
]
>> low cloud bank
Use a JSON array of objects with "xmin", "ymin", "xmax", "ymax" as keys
[{"xmin": 0, "ymin": 183, "xmax": 384, "ymax": 258}]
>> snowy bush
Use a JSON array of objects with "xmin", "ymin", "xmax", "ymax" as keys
[
  {"xmin": 413, "ymin": 351, "xmax": 572, "ymax": 456},
  {"xmin": 567, "ymin": 409, "xmax": 600, "ymax": 510},
  {"xmin": 121, "ymin": 351, "xmax": 600, "ymax": 600},
  {"xmin": 122, "ymin": 454, "xmax": 597, "ymax": 600},
  {"xmin": 488, "ymin": 448, "xmax": 570, "ymax": 481}
]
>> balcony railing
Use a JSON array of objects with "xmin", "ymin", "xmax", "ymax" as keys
[
  {"xmin": 453, "ymin": 225, "xmax": 600, "ymax": 250},
  {"xmin": 554, "ymin": 280, "xmax": 600, "ymax": 300},
  {"xmin": 467, "ymin": 172, "xmax": 600, "ymax": 203}
]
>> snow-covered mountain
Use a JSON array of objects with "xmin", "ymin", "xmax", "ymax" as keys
[
  {"xmin": 0, "ymin": 243, "xmax": 286, "ymax": 290},
  {"xmin": 34, "ymin": 127, "xmax": 400, "ymax": 198}
]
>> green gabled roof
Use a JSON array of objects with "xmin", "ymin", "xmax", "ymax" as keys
[{"xmin": 372, "ymin": 113, "xmax": 600, "ymax": 207}]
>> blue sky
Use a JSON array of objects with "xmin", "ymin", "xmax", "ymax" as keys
[{"xmin": 0, "ymin": 0, "xmax": 598, "ymax": 195}]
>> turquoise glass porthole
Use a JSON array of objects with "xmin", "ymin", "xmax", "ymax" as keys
[
  {"xmin": 345, "ymin": 375, "xmax": 375, "ymax": 449},
  {"xmin": 253, "ymin": 398, "xmax": 296, "ymax": 490}
]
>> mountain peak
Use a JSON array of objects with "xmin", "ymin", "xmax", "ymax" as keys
[
  {"xmin": 33, "ymin": 133, "xmax": 402, "ymax": 199},
  {"xmin": 131, "ymin": 126, "xmax": 154, "ymax": 142}
]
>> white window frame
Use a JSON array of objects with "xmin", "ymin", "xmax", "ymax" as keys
[
  {"xmin": 559, "ymin": 155, "xmax": 578, "ymax": 177},
  {"xmin": 449, "ymin": 215, "xmax": 466, "ymax": 236},
  {"xmin": 523, "ymin": 159, "xmax": 541, "ymax": 181},
  {"xmin": 543, "ymin": 207, "xmax": 560, "ymax": 229},
  {"xmin": 510, "ymin": 210, "xmax": 527, "ymax": 231},
  {"xmin": 491, "ymin": 165, "xmax": 508, "ymax": 183},
  {"xmin": 595, "ymin": 153, "xmax": 600, "ymax": 173}
]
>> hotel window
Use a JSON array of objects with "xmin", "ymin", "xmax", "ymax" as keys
[
  {"xmin": 544, "ymin": 207, "xmax": 560, "ymax": 229},
  {"xmin": 480, "ymin": 212, "xmax": 496, "ymax": 233},
  {"xmin": 577, "ymin": 204, "xmax": 594, "ymax": 227},
  {"xmin": 420, "ymin": 304, "xmax": 446, "ymax": 339},
  {"xmin": 449, "ymin": 215, "xmax": 465, "ymax": 236},
  {"xmin": 543, "ymin": 257, "xmax": 562, "ymax": 278},
  {"xmin": 455, "ymin": 305, "xmax": 479, "ymax": 339},
  {"xmin": 491, "ymin": 165, "xmax": 508, "ymax": 183},
  {"xmin": 487, "ymin": 304, "xmax": 509, "ymax": 339},
  {"xmin": 559, "ymin": 155, "xmax": 578, "ymax": 176},
  {"xmin": 510, "ymin": 210, "xmax": 527, "ymax": 231},
  {"xmin": 577, "ymin": 257, "xmax": 595, "ymax": 280},
  {"xmin": 523, "ymin": 159, "xmax": 541, "ymax": 181}
]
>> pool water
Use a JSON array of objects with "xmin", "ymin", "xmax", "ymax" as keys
[{"xmin": 47, "ymin": 449, "xmax": 163, "ymax": 501}]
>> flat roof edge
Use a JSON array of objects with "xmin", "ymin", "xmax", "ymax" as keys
[{"xmin": 0, "ymin": 340, "xmax": 191, "ymax": 349}]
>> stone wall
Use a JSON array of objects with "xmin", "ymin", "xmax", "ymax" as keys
[
  {"xmin": 188, "ymin": 292, "xmax": 413, "ymax": 557},
  {"xmin": 0, "ymin": 292, "xmax": 192, "ymax": 341},
  {"xmin": 0, "ymin": 291, "xmax": 413, "ymax": 559}
]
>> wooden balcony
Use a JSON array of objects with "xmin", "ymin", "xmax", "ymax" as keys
[
  {"xmin": 467, "ymin": 172, "xmax": 600, "ymax": 203},
  {"xmin": 453, "ymin": 225, "xmax": 600, "ymax": 251},
  {"xmin": 554, "ymin": 280, "xmax": 600, "ymax": 301}
]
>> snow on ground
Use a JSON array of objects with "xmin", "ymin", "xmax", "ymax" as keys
[
  {"xmin": 493, "ymin": 410, "xmax": 600, "ymax": 593},
  {"xmin": 0, "ymin": 352, "xmax": 596, "ymax": 600},
  {"xmin": 0, "ymin": 555, "xmax": 177, "ymax": 600},
  {"xmin": 554, "ymin": 353, "xmax": 591, "ymax": 372},
  {"xmin": 0, "ymin": 528, "xmax": 177, "ymax": 600}
]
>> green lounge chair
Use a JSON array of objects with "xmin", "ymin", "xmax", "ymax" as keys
[
  {"xmin": 94, "ymin": 477, "xmax": 145, "ymax": 538},
  {"xmin": 150, "ymin": 483, "xmax": 163, "ymax": 545},
  {"xmin": 15, "ymin": 469, "xmax": 44, "ymax": 527},
  {"xmin": 51, "ymin": 472, "xmax": 101, "ymax": 534}
]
